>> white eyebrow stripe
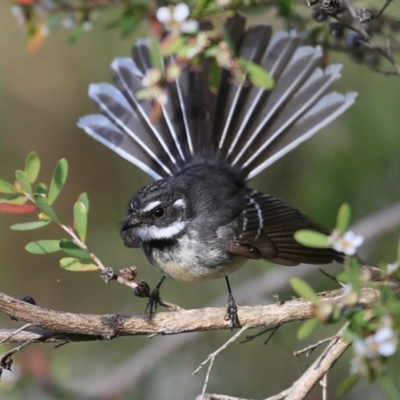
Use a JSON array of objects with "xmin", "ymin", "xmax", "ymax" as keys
[
  {"xmin": 173, "ymin": 199, "xmax": 186, "ymax": 208},
  {"xmin": 142, "ymin": 201, "xmax": 162, "ymax": 213},
  {"xmin": 136, "ymin": 221, "xmax": 186, "ymax": 241}
]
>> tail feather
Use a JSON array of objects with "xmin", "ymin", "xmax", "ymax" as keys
[
  {"xmin": 132, "ymin": 39, "xmax": 152, "ymax": 73},
  {"xmin": 78, "ymin": 16, "xmax": 356, "ymax": 181},
  {"xmin": 111, "ymin": 58, "xmax": 182, "ymax": 171},
  {"xmin": 78, "ymin": 114, "xmax": 163, "ymax": 179}
]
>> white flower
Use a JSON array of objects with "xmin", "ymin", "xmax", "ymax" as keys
[
  {"xmin": 386, "ymin": 262, "xmax": 399, "ymax": 275},
  {"xmin": 374, "ymin": 327, "xmax": 397, "ymax": 357},
  {"xmin": 156, "ymin": 3, "xmax": 198, "ymax": 34},
  {"xmin": 328, "ymin": 230, "xmax": 364, "ymax": 255},
  {"xmin": 354, "ymin": 327, "xmax": 398, "ymax": 359},
  {"xmin": 83, "ymin": 21, "xmax": 93, "ymax": 31},
  {"xmin": 217, "ymin": 0, "xmax": 233, "ymax": 9}
]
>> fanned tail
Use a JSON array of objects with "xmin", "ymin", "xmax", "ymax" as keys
[{"xmin": 78, "ymin": 16, "xmax": 356, "ymax": 181}]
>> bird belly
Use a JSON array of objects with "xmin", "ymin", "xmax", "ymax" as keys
[{"xmin": 145, "ymin": 236, "xmax": 245, "ymax": 282}]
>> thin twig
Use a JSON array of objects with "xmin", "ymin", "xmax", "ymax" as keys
[
  {"xmin": 193, "ymin": 326, "xmax": 249, "ymax": 376},
  {"xmin": 375, "ymin": 0, "xmax": 393, "ymax": 19},
  {"xmin": 0, "ymin": 323, "xmax": 34, "ymax": 346},
  {"xmin": 240, "ymin": 324, "xmax": 282, "ymax": 344},
  {"xmin": 194, "ymin": 326, "xmax": 249, "ymax": 399},
  {"xmin": 1, "ymin": 338, "xmax": 41, "ymax": 361},
  {"xmin": 293, "ymin": 335, "xmax": 339, "ymax": 357},
  {"xmin": 321, "ymin": 373, "xmax": 328, "ymax": 400}
]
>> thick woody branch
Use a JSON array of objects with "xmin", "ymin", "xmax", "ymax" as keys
[{"xmin": 0, "ymin": 288, "xmax": 379, "ymax": 343}]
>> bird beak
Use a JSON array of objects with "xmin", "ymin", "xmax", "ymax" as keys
[{"xmin": 121, "ymin": 217, "xmax": 140, "ymax": 232}]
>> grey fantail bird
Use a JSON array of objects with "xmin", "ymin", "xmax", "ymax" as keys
[{"xmin": 78, "ymin": 16, "xmax": 357, "ymax": 327}]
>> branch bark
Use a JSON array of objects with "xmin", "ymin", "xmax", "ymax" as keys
[{"xmin": 0, "ymin": 288, "xmax": 379, "ymax": 342}]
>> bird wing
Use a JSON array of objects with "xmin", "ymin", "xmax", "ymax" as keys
[{"xmin": 223, "ymin": 190, "xmax": 343, "ymax": 265}]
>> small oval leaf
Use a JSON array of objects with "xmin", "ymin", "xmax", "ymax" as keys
[
  {"xmin": 337, "ymin": 203, "xmax": 351, "ymax": 235},
  {"xmin": 34, "ymin": 194, "xmax": 59, "ymax": 223},
  {"xmin": 297, "ymin": 317, "xmax": 319, "ymax": 340},
  {"xmin": 15, "ymin": 170, "xmax": 32, "ymax": 195},
  {"xmin": 59, "ymin": 257, "xmax": 98, "ymax": 271},
  {"xmin": 0, "ymin": 194, "xmax": 28, "ymax": 205},
  {"xmin": 77, "ymin": 192, "xmax": 89, "ymax": 211},
  {"xmin": 290, "ymin": 277, "xmax": 319, "ymax": 303},
  {"xmin": 48, "ymin": 159, "xmax": 68, "ymax": 205},
  {"xmin": 59, "ymin": 239, "xmax": 90, "ymax": 258},
  {"xmin": 25, "ymin": 240, "xmax": 61, "ymax": 254},
  {"xmin": 149, "ymin": 36, "xmax": 163, "ymax": 72},
  {"xmin": 294, "ymin": 230, "xmax": 328, "ymax": 248},
  {"xmin": 10, "ymin": 221, "xmax": 50, "ymax": 231},
  {"xmin": 0, "ymin": 179, "xmax": 19, "ymax": 194},
  {"xmin": 0, "ymin": 203, "xmax": 37, "ymax": 214},
  {"xmin": 240, "ymin": 58, "xmax": 274, "ymax": 90},
  {"xmin": 25, "ymin": 152, "xmax": 41, "ymax": 183},
  {"xmin": 160, "ymin": 35, "xmax": 185, "ymax": 56},
  {"xmin": 36, "ymin": 182, "xmax": 47, "ymax": 195},
  {"xmin": 73, "ymin": 201, "xmax": 88, "ymax": 243}
]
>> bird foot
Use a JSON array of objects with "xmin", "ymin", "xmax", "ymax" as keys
[{"xmin": 224, "ymin": 293, "xmax": 241, "ymax": 329}]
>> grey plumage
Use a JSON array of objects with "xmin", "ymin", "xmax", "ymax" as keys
[{"xmin": 78, "ymin": 15, "xmax": 356, "ymax": 281}]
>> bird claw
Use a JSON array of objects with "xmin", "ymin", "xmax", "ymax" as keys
[
  {"xmin": 224, "ymin": 293, "xmax": 241, "ymax": 329},
  {"xmin": 145, "ymin": 287, "xmax": 161, "ymax": 318}
]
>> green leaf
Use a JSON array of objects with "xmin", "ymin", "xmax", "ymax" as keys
[
  {"xmin": 160, "ymin": 35, "xmax": 185, "ymax": 56},
  {"xmin": 208, "ymin": 59, "xmax": 221, "ymax": 91},
  {"xmin": 0, "ymin": 179, "xmax": 19, "ymax": 194},
  {"xmin": 36, "ymin": 182, "xmax": 47, "ymax": 195},
  {"xmin": 337, "ymin": 203, "xmax": 351, "ymax": 235},
  {"xmin": 0, "ymin": 194, "xmax": 28, "ymax": 204},
  {"xmin": 25, "ymin": 240, "xmax": 61, "ymax": 254},
  {"xmin": 378, "ymin": 375, "xmax": 400, "ymax": 400},
  {"xmin": 297, "ymin": 318, "xmax": 319, "ymax": 340},
  {"xmin": 59, "ymin": 257, "xmax": 98, "ymax": 271},
  {"xmin": 34, "ymin": 194, "xmax": 59, "ymax": 223},
  {"xmin": 336, "ymin": 374, "xmax": 360, "ymax": 396},
  {"xmin": 25, "ymin": 152, "xmax": 40, "ymax": 183},
  {"xmin": 73, "ymin": 199, "xmax": 88, "ymax": 243},
  {"xmin": 294, "ymin": 229, "xmax": 329, "ymax": 248},
  {"xmin": 120, "ymin": 12, "xmax": 142, "ymax": 37},
  {"xmin": 10, "ymin": 221, "xmax": 50, "ymax": 231},
  {"xmin": 277, "ymin": 0, "xmax": 293, "ymax": 18},
  {"xmin": 59, "ymin": 239, "xmax": 90, "ymax": 258},
  {"xmin": 290, "ymin": 277, "xmax": 319, "ymax": 302},
  {"xmin": 69, "ymin": 25, "xmax": 84, "ymax": 43},
  {"xmin": 15, "ymin": 170, "xmax": 32, "ymax": 195},
  {"xmin": 240, "ymin": 59, "xmax": 274, "ymax": 90},
  {"xmin": 148, "ymin": 36, "xmax": 163, "ymax": 72},
  {"xmin": 77, "ymin": 192, "xmax": 89, "ymax": 211},
  {"xmin": 48, "ymin": 159, "xmax": 68, "ymax": 205}
]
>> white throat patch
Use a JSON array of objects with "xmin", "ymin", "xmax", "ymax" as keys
[{"xmin": 136, "ymin": 221, "xmax": 186, "ymax": 241}]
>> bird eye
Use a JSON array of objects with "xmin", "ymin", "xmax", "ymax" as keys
[{"xmin": 152, "ymin": 207, "xmax": 165, "ymax": 218}]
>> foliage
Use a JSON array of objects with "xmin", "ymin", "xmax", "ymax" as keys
[
  {"xmin": 9, "ymin": 0, "xmax": 400, "ymax": 74},
  {"xmin": 0, "ymin": 152, "xmax": 98, "ymax": 272},
  {"xmin": 292, "ymin": 205, "xmax": 400, "ymax": 397}
]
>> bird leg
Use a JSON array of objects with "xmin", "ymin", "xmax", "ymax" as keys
[
  {"xmin": 224, "ymin": 276, "xmax": 241, "ymax": 328},
  {"xmin": 145, "ymin": 276, "xmax": 166, "ymax": 318}
]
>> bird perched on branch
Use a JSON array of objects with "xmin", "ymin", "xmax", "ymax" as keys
[{"xmin": 78, "ymin": 15, "xmax": 357, "ymax": 327}]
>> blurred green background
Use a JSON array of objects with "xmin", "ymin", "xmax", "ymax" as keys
[{"xmin": 0, "ymin": 2, "xmax": 400, "ymax": 399}]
